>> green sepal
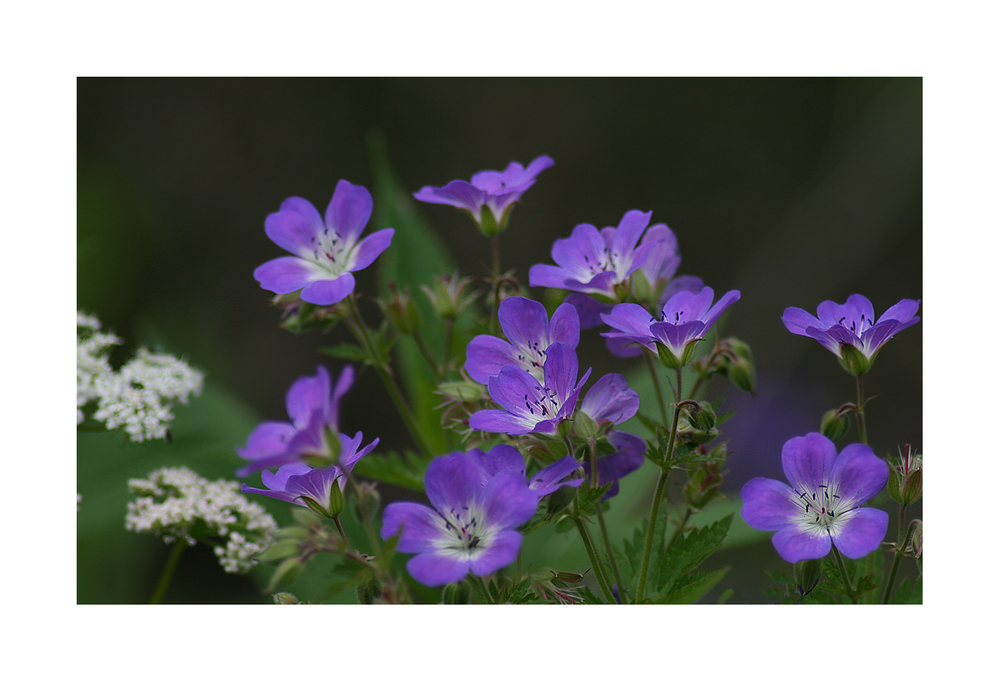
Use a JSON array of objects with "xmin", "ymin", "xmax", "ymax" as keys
[
  {"xmin": 793, "ymin": 558, "xmax": 824, "ymax": 597},
  {"xmin": 477, "ymin": 205, "xmax": 504, "ymax": 236},
  {"xmin": 838, "ymin": 343, "xmax": 874, "ymax": 375}
]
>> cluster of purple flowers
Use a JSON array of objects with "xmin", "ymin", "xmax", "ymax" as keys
[
  {"xmin": 380, "ymin": 445, "xmax": 582, "ymax": 586},
  {"xmin": 237, "ymin": 365, "xmax": 378, "ymax": 517}
]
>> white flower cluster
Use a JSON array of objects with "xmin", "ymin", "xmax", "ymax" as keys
[
  {"xmin": 78, "ymin": 311, "xmax": 204, "ymax": 442},
  {"xmin": 126, "ymin": 466, "xmax": 278, "ymax": 574}
]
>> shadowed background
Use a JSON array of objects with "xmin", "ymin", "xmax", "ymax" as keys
[{"xmin": 77, "ymin": 77, "xmax": 921, "ymax": 603}]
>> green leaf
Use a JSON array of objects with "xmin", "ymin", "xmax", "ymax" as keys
[
  {"xmin": 368, "ymin": 131, "xmax": 464, "ymax": 456},
  {"xmin": 655, "ymin": 514, "xmax": 733, "ymax": 598},
  {"xmin": 891, "ymin": 576, "xmax": 923, "ymax": 604},
  {"xmin": 657, "ymin": 566, "xmax": 731, "ymax": 604},
  {"xmin": 319, "ymin": 343, "xmax": 371, "ymax": 363}
]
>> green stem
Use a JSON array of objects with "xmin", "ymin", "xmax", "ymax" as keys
[
  {"xmin": 150, "ymin": 540, "xmax": 186, "ymax": 605},
  {"xmin": 645, "ymin": 352, "xmax": 669, "ymax": 425},
  {"xmin": 574, "ymin": 517, "xmax": 615, "ymax": 603},
  {"xmin": 441, "ymin": 318, "xmax": 455, "ymax": 373},
  {"xmin": 665, "ymin": 507, "xmax": 693, "ymax": 555},
  {"xmin": 855, "ymin": 374, "xmax": 868, "ymax": 444},
  {"xmin": 346, "ymin": 295, "xmax": 435, "ymax": 458},
  {"xmin": 635, "ymin": 401, "xmax": 684, "ymax": 602},
  {"xmin": 595, "ymin": 504, "xmax": 625, "ymax": 603},
  {"xmin": 881, "ymin": 514, "xmax": 917, "ymax": 604},
  {"xmin": 411, "ymin": 330, "xmax": 443, "ymax": 381},
  {"xmin": 832, "ymin": 546, "xmax": 858, "ymax": 604}
]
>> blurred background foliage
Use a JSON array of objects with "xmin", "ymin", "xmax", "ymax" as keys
[{"xmin": 77, "ymin": 77, "xmax": 921, "ymax": 603}]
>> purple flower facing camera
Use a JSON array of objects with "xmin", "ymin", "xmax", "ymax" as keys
[
  {"xmin": 741, "ymin": 432, "xmax": 889, "ymax": 563},
  {"xmin": 254, "ymin": 180, "xmax": 395, "ymax": 306}
]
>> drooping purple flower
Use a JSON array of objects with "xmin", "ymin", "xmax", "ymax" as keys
[
  {"xmin": 465, "ymin": 296, "xmax": 580, "ymax": 384},
  {"xmin": 413, "ymin": 156, "xmax": 554, "ymax": 235},
  {"xmin": 600, "ymin": 286, "xmax": 741, "ymax": 367},
  {"xmin": 241, "ymin": 462, "xmax": 348, "ymax": 517},
  {"xmin": 236, "ymin": 365, "xmax": 378, "ymax": 477},
  {"xmin": 580, "ymin": 373, "xmax": 640, "ymax": 427},
  {"xmin": 254, "ymin": 180, "xmax": 395, "ymax": 305},
  {"xmin": 583, "ymin": 430, "xmax": 646, "ymax": 500},
  {"xmin": 472, "ymin": 444, "xmax": 584, "ymax": 499},
  {"xmin": 782, "ymin": 295, "xmax": 920, "ymax": 375},
  {"xmin": 468, "ymin": 343, "xmax": 592, "ymax": 436},
  {"xmin": 529, "ymin": 209, "xmax": 663, "ymax": 300},
  {"xmin": 740, "ymin": 432, "xmax": 889, "ymax": 563},
  {"xmin": 380, "ymin": 450, "xmax": 540, "ymax": 587}
]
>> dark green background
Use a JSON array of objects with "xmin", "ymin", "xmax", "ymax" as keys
[{"xmin": 77, "ymin": 78, "xmax": 921, "ymax": 603}]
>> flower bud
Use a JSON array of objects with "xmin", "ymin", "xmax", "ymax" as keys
[
  {"xmin": 820, "ymin": 408, "xmax": 851, "ymax": 442},
  {"xmin": 378, "ymin": 283, "xmax": 422, "ymax": 335},
  {"xmin": 272, "ymin": 592, "xmax": 301, "ymax": 605},
  {"xmin": 793, "ymin": 558, "xmax": 823, "ymax": 597},
  {"xmin": 684, "ymin": 460, "xmax": 723, "ymax": 510},
  {"xmin": 422, "ymin": 273, "xmax": 478, "ymax": 320},
  {"xmin": 545, "ymin": 482, "xmax": 578, "ymax": 517},
  {"xmin": 887, "ymin": 444, "xmax": 922, "ymax": 505},
  {"xmin": 726, "ymin": 356, "xmax": 757, "ymax": 395}
]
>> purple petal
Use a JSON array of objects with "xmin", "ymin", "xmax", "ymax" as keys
[
  {"xmin": 662, "ymin": 287, "xmax": 715, "ymax": 322},
  {"xmin": 240, "ymin": 483, "xmax": 299, "ymax": 505},
  {"xmin": 831, "ymin": 507, "xmax": 889, "ymax": 559},
  {"xmin": 530, "ymin": 456, "xmax": 584, "ymax": 496},
  {"xmin": 486, "ymin": 365, "xmax": 543, "ymax": 415},
  {"xmin": 329, "ymin": 365, "xmax": 355, "ymax": 426},
  {"xmin": 424, "ymin": 451, "xmax": 488, "ymax": 513},
  {"xmin": 474, "ymin": 444, "xmax": 525, "ymax": 479},
  {"xmin": 498, "ymin": 297, "xmax": 551, "ymax": 352},
  {"xmin": 781, "ymin": 432, "xmax": 837, "ymax": 493},
  {"xmin": 564, "ymin": 293, "xmax": 611, "ymax": 329},
  {"xmin": 648, "ymin": 320, "xmax": 705, "ymax": 354},
  {"xmin": 468, "ymin": 408, "xmax": 536, "ymax": 436},
  {"xmin": 481, "ymin": 470, "xmax": 538, "ymax": 529},
  {"xmin": 657, "ymin": 276, "xmax": 705, "ymax": 310},
  {"xmin": 349, "ymin": 228, "xmax": 394, "ymax": 272},
  {"xmin": 264, "ymin": 207, "xmax": 319, "ymax": 257},
  {"xmin": 740, "ymin": 477, "xmax": 799, "ymax": 531},
  {"xmin": 300, "ymin": 272, "xmax": 355, "ymax": 305},
  {"xmin": 254, "ymin": 257, "xmax": 313, "ymax": 295},
  {"xmin": 830, "ymin": 443, "xmax": 889, "ymax": 506},
  {"xmin": 285, "ymin": 366, "xmax": 331, "ymax": 428},
  {"xmin": 542, "ymin": 342, "xmax": 579, "ymax": 397},
  {"xmin": 772, "ymin": 525, "xmax": 832, "ymax": 562},
  {"xmin": 551, "ymin": 223, "xmax": 605, "ymax": 272},
  {"xmin": 528, "ymin": 263, "xmax": 576, "ymax": 290},
  {"xmin": 782, "ymin": 306, "xmax": 823, "ymax": 336},
  {"xmin": 640, "ymin": 224, "xmax": 681, "ymax": 282},
  {"xmin": 340, "ymin": 433, "xmax": 378, "ymax": 472},
  {"xmin": 326, "ymin": 179, "xmax": 373, "ymax": 244},
  {"xmin": 581, "ymin": 373, "xmax": 639, "ymax": 425},
  {"xmin": 381, "ymin": 501, "xmax": 447, "ymax": 553},
  {"xmin": 610, "ymin": 210, "xmax": 653, "ymax": 262},
  {"xmin": 279, "ymin": 196, "xmax": 324, "ymax": 230},
  {"xmin": 413, "ymin": 180, "xmax": 484, "ymax": 215},
  {"xmin": 465, "ymin": 335, "xmax": 520, "ymax": 384},
  {"xmin": 600, "ymin": 303, "xmax": 654, "ymax": 338},
  {"xmin": 877, "ymin": 298, "xmax": 921, "ymax": 325},
  {"xmin": 236, "ymin": 421, "xmax": 295, "ymax": 462},
  {"xmin": 407, "ymin": 552, "xmax": 472, "ymax": 587},
  {"xmin": 470, "ymin": 530, "xmax": 523, "ymax": 577},
  {"xmin": 701, "ymin": 289, "xmax": 741, "ymax": 329},
  {"xmin": 261, "ymin": 462, "xmax": 312, "ymax": 491}
]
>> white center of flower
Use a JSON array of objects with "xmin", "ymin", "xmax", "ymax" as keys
[
  {"xmin": 837, "ymin": 313, "xmax": 874, "ymax": 339},
  {"xmin": 306, "ymin": 227, "xmax": 354, "ymax": 277},
  {"xmin": 515, "ymin": 340, "xmax": 548, "ymax": 380},
  {"xmin": 580, "ymin": 248, "xmax": 626, "ymax": 280},
  {"xmin": 792, "ymin": 482, "xmax": 851, "ymax": 530},
  {"xmin": 436, "ymin": 503, "xmax": 493, "ymax": 558}
]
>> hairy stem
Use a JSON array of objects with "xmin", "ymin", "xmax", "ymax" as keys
[
  {"xmin": 574, "ymin": 517, "xmax": 615, "ymax": 603},
  {"xmin": 832, "ymin": 546, "xmax": 858, "ymax": 604}
]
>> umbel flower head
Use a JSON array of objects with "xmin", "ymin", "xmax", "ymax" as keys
[
  {"xmin": 781, "ymin": 294, "xmax": 920, "ymax": 375},
  {"xmin": 381, "ymin": 449, "xmax": 540, "ymax": 586},
  {"xmin": 740, "ymin": 432, "xmax": 889, "ymax": 563},
  {"xmin": 413, "ymin": 155, "xmax": 554, "ymax": 236},
  {"xmin": 600, "ymin": 286, "xmax": 741, "ymax": 367},
  {"xmin": 254, "ymin": 179, "xmax": 395, "ymax": 305}
]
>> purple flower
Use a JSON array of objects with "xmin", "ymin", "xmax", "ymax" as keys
[
  {"xmin": 380, "ymin": 450, "xmax": 540, "ymax": 586},
  {"xmin": 468, "ymin": 343, "xmax": 592, "ymax": 436},
  {"xmin": 740, "ymin": 432, "xmax": 889, "ymax": 563},
  {"xmin": 254, "ymin": 180, "xmax": 395, "ymax": 305},
  {"xmin": 465, "ymin": 296, "xmax": 580, "ymax": 385},
  {"xmin": 528, "ymin": 209, "xmax": 663, "ymax": 300},
  {"xmin": 413, "ymin": 156, "xmax": 554, "ymax": 235},
  {"xmin": 580, "ymin": 373, "xmax": 640, "ymax": 427},
  {"xmin": 236, "ymin": 365, "xmax": 378, "ymax": 477},
  {"xmin": 782, "ymin": 295, "xmax": 920, "ymax": 375},
  {"xmin": 583, "ymin": 430, "xmax": 646, "ymax": 500},
  {"xmin": 241, "ymin": 462, "xmax": 349, "ymax": 517},
  {"xmin": 472, "ymin": 444, "xmax": 584, "ymax": 499},
  {"xmin": 600, "ymin": 286, "xmax": 741, "ymax": 367}
]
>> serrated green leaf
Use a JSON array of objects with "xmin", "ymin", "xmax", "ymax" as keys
[
  {"xmin": 655, "ymin": 514, "xmax": 733, "ymax": 597},
  {"xmin": 657, "ymin": 566, "xmax": 731, "ymax": 604}
]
